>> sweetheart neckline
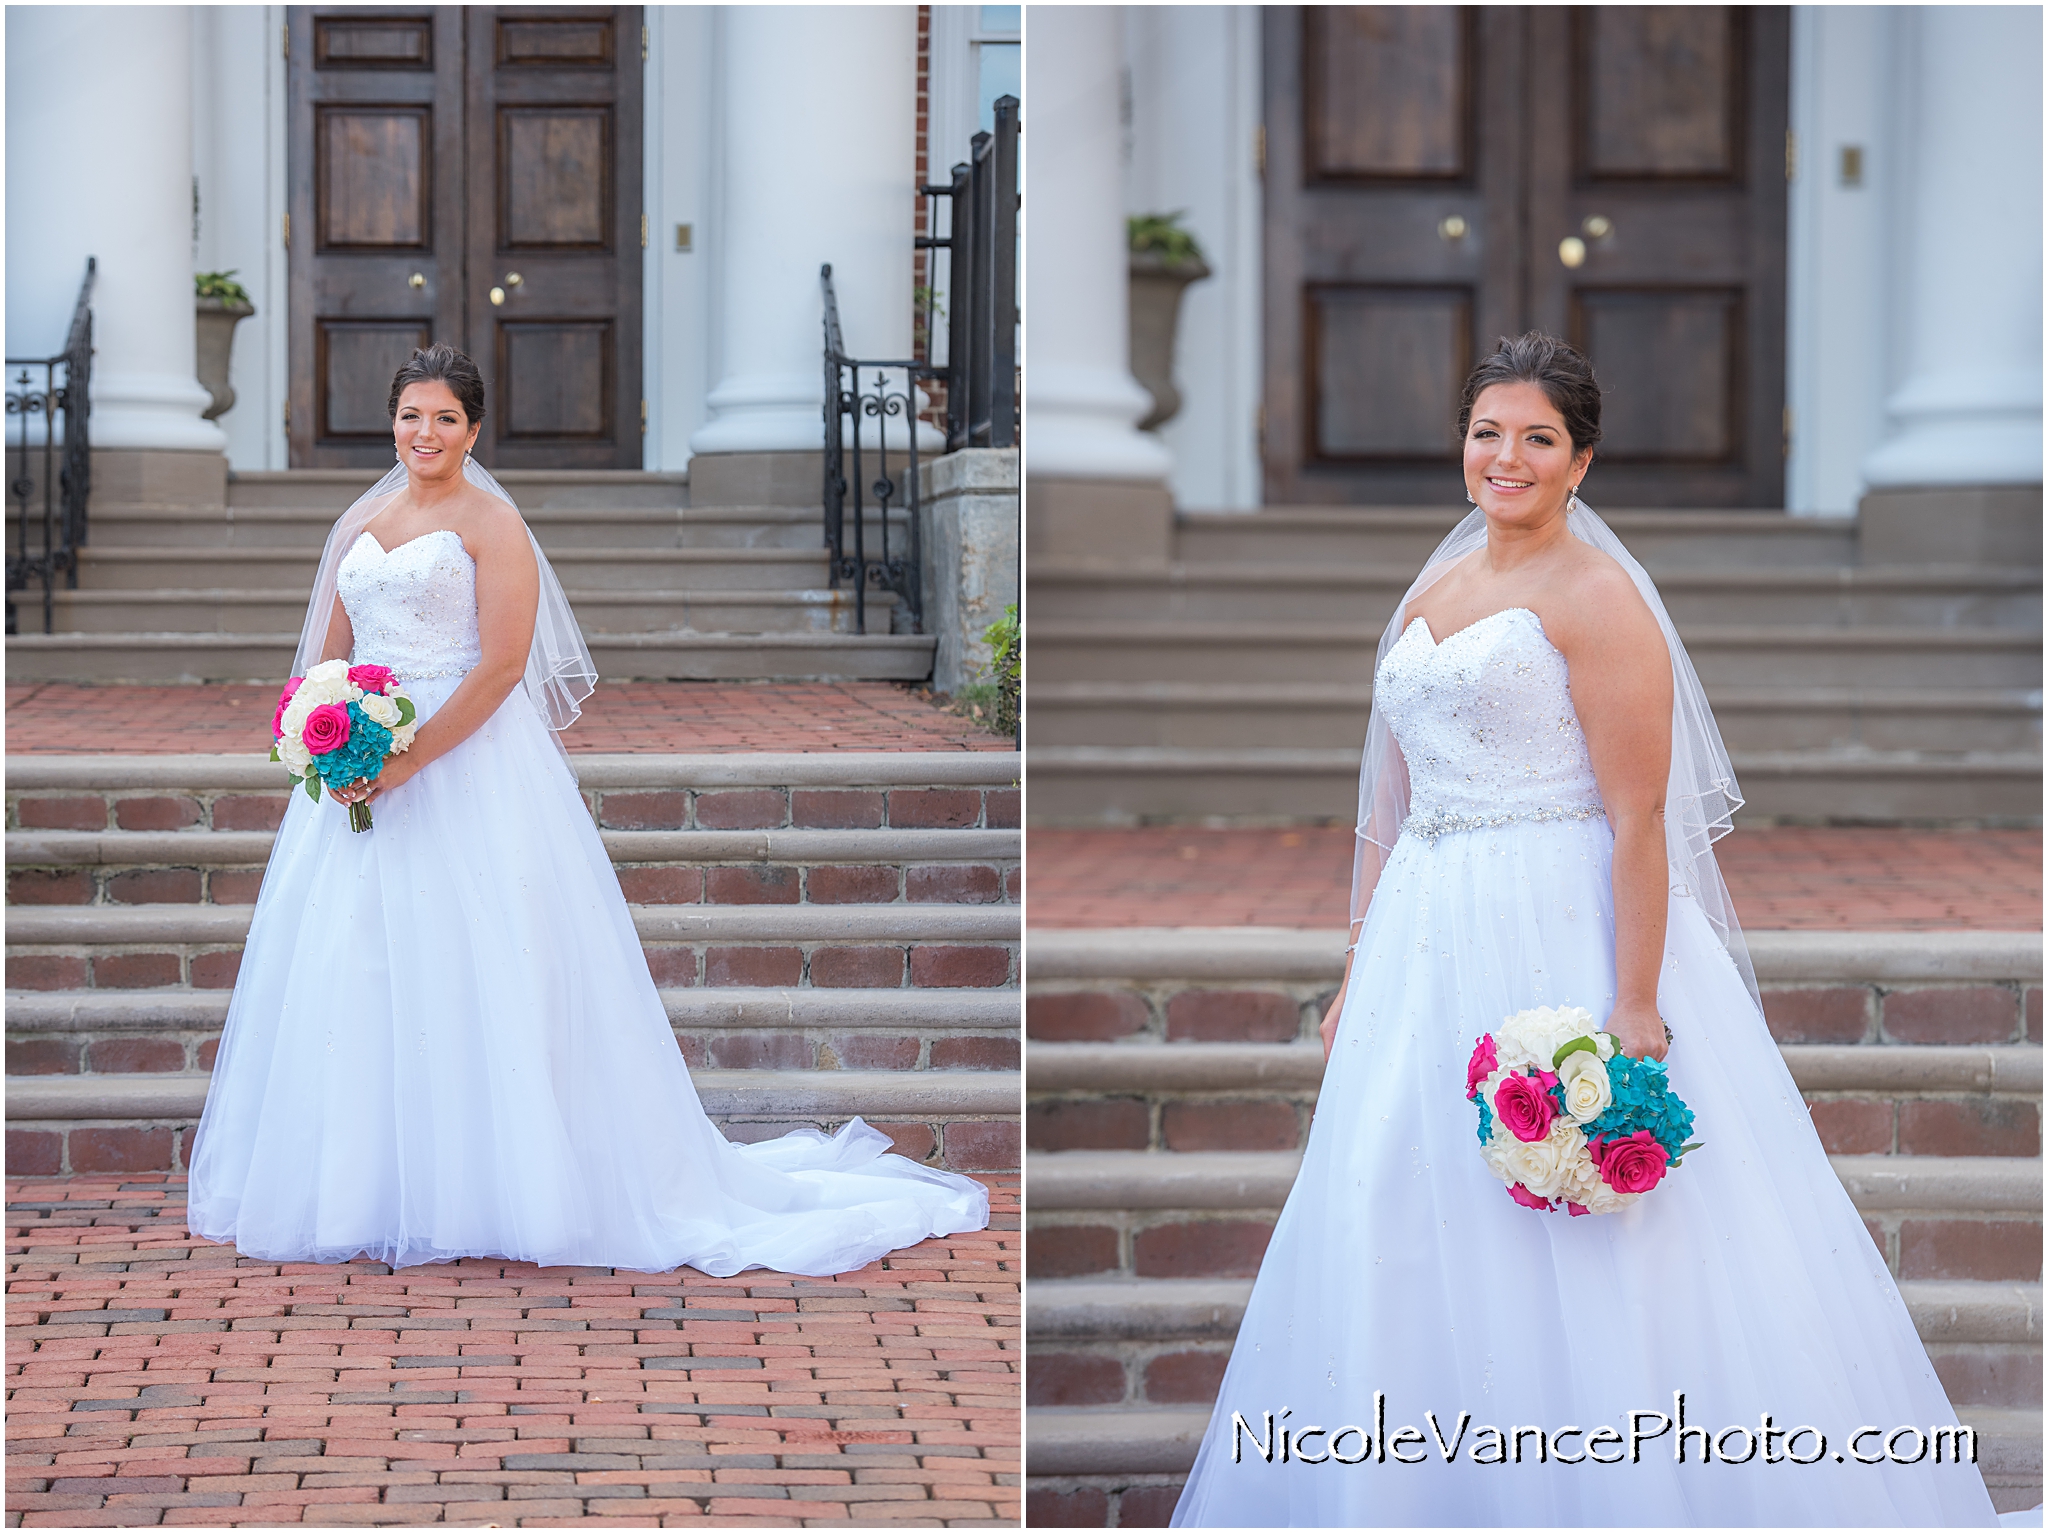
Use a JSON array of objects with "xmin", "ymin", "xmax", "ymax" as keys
[
  {"xmin": 356, "ymin": 527, "xmax": 465, "ymax": 559},
  {"xmin": 1407, "ymin": 605, "xmax": 1545, "ymax": 650}
]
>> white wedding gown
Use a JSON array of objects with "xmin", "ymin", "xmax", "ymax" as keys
[
  {"xmin": 1171, "ymin": 607, "xmax": 2000, "ymax": 1527},
  {"xmin": 186, "ymin": 527, "xmax": 989, "ymax": 1274}
]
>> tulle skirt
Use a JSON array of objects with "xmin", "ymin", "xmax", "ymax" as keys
[
  {"xmin": 1171, "ymin": 816, "xmax": 2000, "ymax": 1527},
  {"xmin": 184, "ymin": 675, "xmax": 989, "ymax": 1275}
]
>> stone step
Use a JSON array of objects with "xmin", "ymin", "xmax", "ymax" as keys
[
  {"xmin": 1024, "ymin": 1042, "xmax": 2042, "ymax": 1158},
  {"xmin": 1025, "ymin": 682, "xmax": 2045, "ymax": 755},
  {"xmin": 6, "ymin": 983, "xmax": 1019, "ymax": 1079},
  {"xmin": 1021, "ymin": 1405, "xmax": 2044, "ymax": 1516},
  {"xmin": 1026, "ymin": 927, "xmax": 2042, "ymax": 1050},
  {"xmin": 7, "ymin": 825, "xmax": 1019, "ymax": 909},
  {"xmin": 1026, "ymin": 1149, "xmax": 2041, "ymax": 1283},
  {"xmin": 1023, "ymin": 745, "xmax": 2043, "ymax": 824},
  {"xmin": 1027, "ymin": 1275, "xmax": 2043, "ymax": 1410},
  {"xmin": 1029, "ymin": 561, "xmax": 2042, "ymax": 629},
  {"xmin": 225, "ymin": 468, "xmax": 692, "ymax": 511},
  {"xmin": 3, "ymin": 630, "xmax": 937, "ymax": 684},
  {"xmin": 1027, "ymin": 621, "xmax": 2043, "ymax": 691},
  {"xmin": 98, "ymin": 501, "xmax": 902, "ymax": 550},
  {"xmin": 77, "ymin": 546, "xmax": 845, "ymax": 591},
  {"xmin": 43, "ymin": 586, "xmax": 896, "ymax": 638},
  {"xmin": 1173, "ymin": 508, "xmax": 1863, "ymax": 568},
  {"xmin": 4, "ymin": 1068, "xmax": 1022, "ymax": 1179},
  {"xmin": 6, "ymin": 901, "xmax": 1019, "ymax": 995}
]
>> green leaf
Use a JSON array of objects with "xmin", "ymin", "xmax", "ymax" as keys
[
  {"xmin": 395, "ymin": 696, "xmax": 416, "ymax": 727},
  {"xmin": 268, "ymin": 742, "xmax": 281, "ymax": 763},
  {"xmin": 1680, "ymin": 1141, "xmax": 1703, "ymax": 1155},
  {"xmin": 1551, "ymin": 1036, "xmax": 1598, "ymax": 1069},
  {"xmin": 304, "ymin": 773, "xmax": 322, "ymax": 803}
]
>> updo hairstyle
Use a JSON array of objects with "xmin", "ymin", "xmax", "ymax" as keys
[
  {"xmin": 1455, "ymin": 332, "xmax": 1602, "ymax": 457},
  {"xmin": 387, "ymin": 342, "xmax": 487, "ymax": 426}
]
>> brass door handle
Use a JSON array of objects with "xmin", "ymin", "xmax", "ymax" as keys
[
  {"xmin": 1558, "ymin": 236, "xmax": 1587, "ymax": 269},
  {"xmin": 1582, "ymin": 215, "xmax": 1613, "ymax": 239},
  {"xmin": 1438, "ymin": 215, "xmax": 1468, "ymax": 241},
  {"xmin": 407, "ymin": 272, "xmax": 425, "ymax": 289},
  {"xmin": 489, "ymin": 286, "xmax": 506, "ymax": 306},
  {"xmin": 504, "ymin": 272, "xmax": 523, "ymax": 287}
]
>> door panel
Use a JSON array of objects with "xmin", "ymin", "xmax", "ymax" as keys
[
  {"xmin": 1264, "ymin": 6, "xmax": 1788, "ymax": 507},
  {"xmin": 288, "ymin": 5, "xmax": 641, "ymax": 469}
]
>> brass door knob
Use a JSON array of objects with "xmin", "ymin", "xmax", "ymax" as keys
[
  {"xmin": 504, "ymin": 273, "xmax": 523, "ymax": 287},
  {"xmin": 1558, "ymin": 236, "xmax": 1587, "ymax": 269},
  {"xmin": 407, "ymin": 272, "xmax": 425, "ymax": 289},
  {"xmin": 1438, "ymin": 214, "xmax": 1468, "ymax": 241},
  {"xmin": 489, "ymin": 286, "xmax": 506, "ymax": 306},
  {"xmin": 1582, "ymin": 215, "xmax": 1613, "ymax": 239}
]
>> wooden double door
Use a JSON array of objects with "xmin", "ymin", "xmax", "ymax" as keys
[
  {"xmin": 287, "ymin": 6, "xmax": 643, "ymax": 469},
  {"xmin": 1263, "ymin": 6, "xmax": 1790, "ymax": 507}
]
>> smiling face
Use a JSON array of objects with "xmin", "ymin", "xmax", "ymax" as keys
[
  {"xmin": 1462, "ymin": 381, "xmax": 1595, "ymax": 526},
  {"xmin": 393, "ymin": 380, "xmax": 481, "ymax": 483}
]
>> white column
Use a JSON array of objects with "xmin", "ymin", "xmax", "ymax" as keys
[
  {"xmin": 1862, "ymin": 5, "xmax": 2042, "ymax": 488},
  {"xmin": 688, "ymin": 5, "xmax": 916, "ymax": 457},
  {"xmin": 5, "ymin": 6, "xmax": 225, "ymax": 452},
  {"xmin": 1023, "ymin": 5, "xmax": 1172, "ymax": 482}
]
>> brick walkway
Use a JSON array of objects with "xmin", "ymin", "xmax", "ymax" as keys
[
  {"xmin": 2, "ymin": 684, "xmax": 1010, "ymax": 757},
  {"xmin": 4, "ymin": 1174, "xmax": 1020, "ymax": 1528},
  {"xmin": 1025, "ymin": 826, "xmax": 2043, "ymax": 931}
]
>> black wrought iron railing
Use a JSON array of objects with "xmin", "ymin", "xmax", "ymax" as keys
[
  {"xmin": 6, "ymin": 257, "xmax": 96, "ymax": 636},
  {"xmin": 820, "ymin": 96, "xmax": 1019, "ymax": 638}
]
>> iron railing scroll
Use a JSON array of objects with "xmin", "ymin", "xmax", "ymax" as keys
[
  {"xmin": 820, "ymin": 94, "xmax": 1019, "ymax": 639},
  {"xmin": 6, "ymin": 257, "xmax": 97, "ymax": 636},
  {"xmin": 821, "ymin": 264, "xmax": 926, "ymax": 639}
]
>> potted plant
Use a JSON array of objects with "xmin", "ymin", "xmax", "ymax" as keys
[
  {"xmin": 1128, "ymin": 213, "xmax": 1210, "ymax": 431},
  {"xmin": 195, "ymin": 270, "xmax": 254, "ymax": 421}
]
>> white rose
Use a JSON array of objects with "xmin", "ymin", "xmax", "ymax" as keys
[
  {"xmin": 1564, "ymin": 1155, "xmax": 1634, "ymax": 1215},
  {"xmin": 304, "ymin": 659, "xmax": 350, "ymax": 689},
  {"xmin": 387, "ymin": 721, "xmax": 418, "ymax": 754},
  {"xmin": 1500, "ymin": 1130, "xmax": 1572, "ymax": 1201},
  {"xmin": 279, "ymin": 693, "xmax": 318, "ymax": 741},
  {"xmin": 359, "ymin": 693, "xmax": 401, "ymax": 728},
  {"xmin": 1557, "ymin": 1049, "xmax": 1613, "ymax": 1123},
  {"xmin": 279, "ymin": 734, "xmax": 312, "ymax": 774}
]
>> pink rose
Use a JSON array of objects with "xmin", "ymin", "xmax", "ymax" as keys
[
  {"xmin": 1492, "ymin": 1071, "xmax": 1556, "ymax": 1143},
  {"xmin": 1591, "ymin": 1130, "xmax": 1670, "ymax": 1195},
  {"xmin": 272, "ymin": 676, "xmax": 302, "ymax": 739},
  {"xmin": 1466, "ymin": 1035, "xmax": 1497, "ymax": 1100},
  {"xmin": 348, "ymin": 663, "xmax": 395, "ymax": 695},
  {"xmin": 1507, "ymin": 1182, "xmax": 1552, "ymax": 1212},
  {"xmin": 302, "ymin": 702, "xmax": 352, "ymax": 755},
  {"xmin": 1566, "ymin": 1201, "xmax": 1590, "ymax": 1217}
]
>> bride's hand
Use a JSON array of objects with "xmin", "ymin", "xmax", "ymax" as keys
[
  {"xmin": 1607, "ymin": 998, "xmax": 1669, "ymax": 1062},
  {"xmin": 1319, "ymin": 994, "xmax": 1343, "ymax": 1064}
]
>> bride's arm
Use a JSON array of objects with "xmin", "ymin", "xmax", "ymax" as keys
[
  {"xmin": 1560, "ymin": 570, "xmax": 1676, "ymax": 1060},
  {"xmin": 319, "ymin": 601, "xmax": 354, "ymax": 665},
  {"xmin": 351, "ymin": 513, "xmax": 541, "ymax": 804}
]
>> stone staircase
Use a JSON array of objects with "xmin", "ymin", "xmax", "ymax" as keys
[
  {"xmin": 5, "ymin": 750, "xmax": 1020, "ymax": 1177},
  {"xmin": 1021, "ymin": 927, "xmax": 2043, "ymax": 1522},
  {"xmin": 1028, "ymin": 508, "xmax": 2042, "ymax": 824},
  {"xmin": 6, "ymin": 468, "xmax": 933, "ymax": 682}
]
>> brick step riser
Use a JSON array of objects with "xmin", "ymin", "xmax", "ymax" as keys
[
  {"xmin": 8, "ymin": 858, "xmax": 1019, "ymax": 910},
  {"xmin": 7, "ymin": 938, "xmax": 1019, "ymax": 995},
  {"xmin": 1025, "ymin": 1088, "xmax": 2041, "ymax": 1159},
  {"xmin": 1174, "ymin": 527, "xmax": 1864, "ymax": 568},
  {"xmin": 10, "ymin": 1023, "xmax": 1019, "ymax": 1078},
  {"xmin": 46, "ymin": 597, "xmax": 889, "ymax": 639},
  {"xmin": 11, "ymin": 783, "xmax": 1021, "ymax": 836},
  {"xmin": 6, "ymin": 1109, "xmax": 1012, "ymax": 1180},
  {"xmin": 1027, "ymin": 1201, "xmax": 2042, "ymax": 1286},
  {"xmin": 1021, "ymin": 769, "xmax": 2042, "ymax": 826},
  {"xmin": 75, "ymin": 555, "xmax": 845, "ymax": 592},
  {"xmin": 1027, "ymin": 640, "xmax": 2043, "ymax": 691},
  {"xmin": 1026, "ymin": 1335, "xmax": 2042, "ymax": 1413},
  {"xmin": 1026, "ymin": 585, "xmax": 2041, "ymax": 631},
  {"xmin": 1024, "ymin": 703, "xmax": 2044, "ymax": 755},
  {"xmin": 1027, "ymin": 982, "xmax": 2045, "ymax": 1051}
]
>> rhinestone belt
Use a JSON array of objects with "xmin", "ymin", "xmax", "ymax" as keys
[{"xmin": 1402, "ymin": 803, "xmax": 1606, "ymax": 845}]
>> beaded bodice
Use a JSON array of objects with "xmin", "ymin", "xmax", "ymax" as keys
[
  {"xmin": 1375, "ymin": 606, "xmax": 1605, "ymax": 842},
  {"xmin": 336, "ymin": 529, "xmax": 482, "ymax": 681}
]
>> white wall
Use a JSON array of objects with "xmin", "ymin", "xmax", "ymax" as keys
[
  {"xmin": 1121, "ymin": 5, "xmax": 1262, "ymax": 510},
  {"xmin": 192, "ymin": 4, "xmax": 289, "ymax": 471}
]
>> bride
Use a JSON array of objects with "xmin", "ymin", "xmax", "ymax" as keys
[
  {"xmin": 1169, "ymin": 334, "xmax": 2002, "ymax": 1527},
  {"xmin": 185, "ymin": 343, "xmax": 989, "ymax": 1276}
]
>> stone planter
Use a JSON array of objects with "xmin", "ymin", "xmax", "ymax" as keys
[
  {"xmin": 194, "ymin": 296, "xmax": 254, "ymax": 420},
  {"xmin": 1128, "ymin": 250, "xmax": 1210, "ymax": 431}
]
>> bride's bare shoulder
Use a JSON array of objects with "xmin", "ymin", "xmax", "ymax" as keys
[{"xmin": 1551, "ymin": 541, "xmax": 1659, "ymax": 648}]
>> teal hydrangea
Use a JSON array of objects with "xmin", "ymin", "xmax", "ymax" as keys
[
  {"xmin": 1585, "ymin": 1052, "xmax": 1695, "ymax": 1158},
  {"xmin": 1476, "ymin": 1097, "xmax": 1493, "ymax": 1144},
  {"xmin": 311, "ymin": 701, "xmax": 394, "ymax": 790}
]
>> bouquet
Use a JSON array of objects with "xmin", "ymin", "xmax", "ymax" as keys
[
  {"xmin": 1467, "ymin": 1005, "xmax": 1701, "ymax": 1216},
  {"xmin": 271, "ymin": 660, "xmax": 419, "ymax": 832}
]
